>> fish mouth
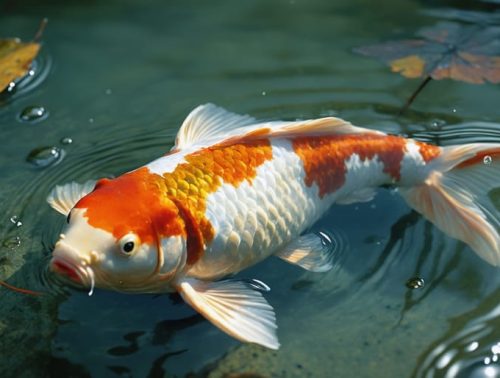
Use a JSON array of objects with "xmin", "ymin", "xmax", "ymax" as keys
[
  {"xmin": 50, "ymin": 242, "xmax": 96, "ymax": 296},
  {"xmin": 51, "ymin": 258, "xmax": 83, "ymax": 283}
]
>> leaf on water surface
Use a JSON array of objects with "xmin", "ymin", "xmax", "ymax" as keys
[
  {"xmin": 355, "ymin": 21, "xmax": 500, "ymax": 111},
  {"xmin": 0, "ymin": 40, "xmax": 39, "ymax": 92},
  {"xmin": 356, "ymin": 21, "xmax": 500, "ymax": 84},
  {"xmin": 0, "ymin": 18, "xmax": 47, "ymax": 93}
]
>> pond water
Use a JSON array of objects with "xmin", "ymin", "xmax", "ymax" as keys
[{"xmin": 1, "ymin": 0, "xmax": 500, "ymax": 377}]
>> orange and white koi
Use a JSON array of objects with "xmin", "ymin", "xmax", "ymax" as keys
[{"xmin": 47, "ymin": 104, "xmax": 500, "ymax": 349}]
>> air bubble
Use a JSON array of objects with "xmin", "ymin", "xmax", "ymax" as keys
[
  {"xmin": 9, "ymin": 216, "xmax": 22, "ymax": 227},
  {"xmin": 19, "ymin": 106, "xmax": 48, "ymax": 123},
  {"xmin": 406, "ymin": 277, "xmax": 425, "ymax": 289},
  {"xmin": 429, "ymin": 118, "xmax": 446, "ymax": 129},
  {"xmin": 26, "ymin": 146, "xmax": 65, "ymax": 168},
  {"xmin": 484, "ymin": 156, "xmax": 492, "ymax": 165},
  {"xmin": 60, "ymin": 137, "xmax": 73, "ymax": 145}
]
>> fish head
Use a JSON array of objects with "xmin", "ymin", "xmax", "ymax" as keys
[{"xmin": 50, "ymin": 169, "xmax": 187, "ymax": 293}]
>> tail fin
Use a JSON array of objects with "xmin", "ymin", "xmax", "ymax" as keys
[{"xmin": 400, "ymin": 144, "xmax": 500, "ymax": 266}]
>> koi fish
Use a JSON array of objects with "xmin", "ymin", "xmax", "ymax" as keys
[{"xmin": 47, "ymin": 104, "xmax": 500, "ymax": 349}]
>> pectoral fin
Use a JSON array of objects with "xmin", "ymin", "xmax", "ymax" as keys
[
  {"xmin": 177, "ymin": 278, "xmax": 279, "ymax": 349},
  {"xmin": 276, "ymin": 232, "xmax": 335, "ymax": 272},
  {"xmin": 46, "ymin": 180, "xmax": 96, "ymax": 216}
]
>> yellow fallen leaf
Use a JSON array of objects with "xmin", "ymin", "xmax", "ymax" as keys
[
  {"xmin": 0, "ymin": 39, "xmax": 40, "ymax": 93},
  {"xmin": 390, "ymin": 55, "xmax": 425, "ymax": 78}
]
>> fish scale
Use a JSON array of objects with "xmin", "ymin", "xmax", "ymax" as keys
[
  {"xmin": 185, "ymin": 136, "xmax": 441, "ymax": 279},
  {"xmin": 188, "ymin": 138, "xmax": 352, "ymax": 279}
]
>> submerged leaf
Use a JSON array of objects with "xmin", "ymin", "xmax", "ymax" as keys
[
  {"xmin": 355, "ymin": 21, "xmax": 500, "ymax": 84},
  {"xmin": 0, "ymin": 39, "xmax": 40, "ymax": 93}
]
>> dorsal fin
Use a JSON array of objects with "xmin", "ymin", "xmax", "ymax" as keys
[
  {"xmin": 216, "ymin": 116, "xmax": 384, "ymax": 147},
  {"xmin": 265, "ymin": 117, "xmax": 383, "ymax": 138},
  {"xmin": 175, "ymin": 104, "xmax": 384, "ymax": 150},
  {"xmin": 174, "ymin": 103, "xmax": 256, "ymax": 150},
  {"xmin": 242, "ymin": 117, "xmax": 383, "ymax": 139}
]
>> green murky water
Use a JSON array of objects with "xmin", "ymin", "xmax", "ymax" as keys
[{"xmin": 1, "ymin": 0, "xmax": 500, "ymax": 377}]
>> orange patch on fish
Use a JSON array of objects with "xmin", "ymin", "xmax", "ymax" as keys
[
  {"xmin": 416, "ymin": 142, "xmax": 441, "ymax": 163},
  {"xmin": 292, "ymin": 134, "xmax": 407, "ymax": 198},
  {"xmin": 76, "ymin": 168, "xmax": 184, "ymax": 245},
  {"xmin": 77, "ymin": 139, "xmax": 273, "ymax": 266}
]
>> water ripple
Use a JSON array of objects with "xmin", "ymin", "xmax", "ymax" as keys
[
  {"xmin": 317, "ymin": 228, "xmax": 349, "ymax": 276},
  {"xmin": 414, "ymin": 288, "xmax": 500, "ymax": 378},
  {"xmin": 411, "ymin": 121, "xmax": 500, "ymax": 145}
]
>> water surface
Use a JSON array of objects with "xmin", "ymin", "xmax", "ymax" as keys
[{"xmin": 1, "ymin": 0, "xmax": 500, "ymax": 377}]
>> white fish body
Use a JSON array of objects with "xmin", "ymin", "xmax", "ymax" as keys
[{"xmin": 47, "ymin": 104, "xmax": 500, "ymax": 349}]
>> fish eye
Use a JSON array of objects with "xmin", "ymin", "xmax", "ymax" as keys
[
  {"xmin": 119, "ymin": 234, "xmax": 140, "ymax": 256},
  {"xmin": 123, "ymin": 242, "xmax": 134, "ymax": 252}
]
